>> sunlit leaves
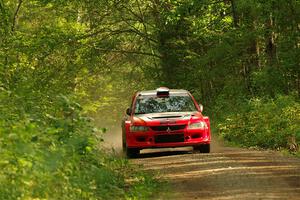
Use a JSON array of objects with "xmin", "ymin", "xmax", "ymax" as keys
[{"xmin": 218, "ymin": 95, "xmax": 300, "ymax": 151}]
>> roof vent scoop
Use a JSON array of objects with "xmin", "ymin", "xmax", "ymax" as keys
[{"xmin": 156, "ymin": 87, "xmax": 169, "ymax": 96}]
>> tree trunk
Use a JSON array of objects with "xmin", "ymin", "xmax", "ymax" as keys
[
  {"xmin": 11, "ymin": 0, "xmax": 23, "ymax": 32},
  {"xmin": 265, "ymin": 14, "xmax": 277, "ymax": 66},
  {"xmin": 230, "ymin": 0, "xmax": 239, "ymax": 27}
]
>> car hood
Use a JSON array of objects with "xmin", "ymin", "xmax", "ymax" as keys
[{"xmin": 131, "ymin": 111, "xmax": 203, "ymax": 126}]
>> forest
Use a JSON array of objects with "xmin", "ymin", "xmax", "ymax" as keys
[{"xmin": 0, "ymin": 0, "xmax": 299, "ymax": 199}]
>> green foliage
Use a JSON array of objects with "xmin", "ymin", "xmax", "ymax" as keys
[
  {"xmin": 0, "ymin": 1, "xmax": 162, "ymax": 197},
  {"xmin": 142, "ymin": 0, "xmax": 300, "ymax": 154},
  {"xmin": 0, "ymin": 95, "xmax": 161, "ymax": 199},
  {"xmin": 1, "ymin": 0, "xmax": 300, "ymax": 197},
  {"xmin": 218, "ymin": 95, "xmax": 300, "ymax": 152}
]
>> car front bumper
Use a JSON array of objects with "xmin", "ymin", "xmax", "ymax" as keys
[{"xmin": 126, "ymin": 128, "xmax": 211, "ymax": 149}]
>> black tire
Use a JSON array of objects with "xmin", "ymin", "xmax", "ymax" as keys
[
  {"xmin": 122, "ymin": 131, "xmax": 139, "ymax": 158},
  {"xmin": 122, "ymin": 138, "xmax": 126, "ymax": 153},
  {"xmin": 125, "ymin": 147, "xmax": 139, "ymax": 158},
  {"xmin": 121, "ymin": 131, "xmax": 127, "ymax": 153},
  {"xmin": 194, "ymin": 144, "xmax": 210, "ymax": 153},
  {"xmin": 193, "ymin": 145, "xmax": 201, "ymax": 152},
  {"xmin": 200, "ymin": 144, "xmax": 210, "ymax": 153}
]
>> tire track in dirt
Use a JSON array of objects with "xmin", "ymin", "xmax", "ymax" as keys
[{"xmin": 132, "ymin": 137, "xmax": 300, "ymax": 200}]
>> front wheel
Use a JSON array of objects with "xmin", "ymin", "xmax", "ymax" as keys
[
  {"xmin": 122, "ymin": 140, "xmax": 139, "ymax": 158},
  {"xmin": 125, "ymin": 147, "xmax": 140, "ymax": 158},
  {"xmin": 194, "ymin": 144, "xmax": 210, "ymax": 153}
]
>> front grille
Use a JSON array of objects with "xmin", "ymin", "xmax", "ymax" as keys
[
  {"xmin": 155, "ymin": 134, "xmax": 184, "ymax": 143},
  {"xmin": 150, "ymin": 125, "xmax": 186, "ymax": 132}
]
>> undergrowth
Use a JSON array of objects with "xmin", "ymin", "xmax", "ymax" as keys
[
  {"xmin": 216, "ymin": 95, "xmax": 300, "ymax": 154},
  {"xmin": 0, "ymin": 93, "xmax": 162, "ymax": 199}
]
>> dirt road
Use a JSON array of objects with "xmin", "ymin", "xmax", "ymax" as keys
[{"xmin": 103, "ymin": 130, "xmax": 300, "ymax": 199}]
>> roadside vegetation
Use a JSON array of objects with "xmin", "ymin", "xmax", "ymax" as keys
[
  {"xmin": 0, "ymin": 0, "xmax": 299, "ymax": 199},
  {"xmin": 0, "ymin": 94, "xmax": 161, "ymax": 199},
  {"xmin": 217, "ymin": 95, "xmax": 300, "ymax": 155},
  {"xmin": 0, "ymin": 1, "xmax": 161, "ymax": 199}
]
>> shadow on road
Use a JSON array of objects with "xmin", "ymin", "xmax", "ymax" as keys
[{"xmin": 136, "ymin": 149, "xmax": 192, "ymax": 159}]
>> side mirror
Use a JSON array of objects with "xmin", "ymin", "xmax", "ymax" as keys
[
  {"xmin": 199, "ymin": 104, "xmax": 203, "ymax": 112},
  {"xmin": 126, "ymin": 108, "xmax": 132, "ymax": 116}
]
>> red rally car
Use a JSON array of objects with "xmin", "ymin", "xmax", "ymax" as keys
[{"xmin": 122, "ymin": 87, "xmax": 211, "ymax": 158}]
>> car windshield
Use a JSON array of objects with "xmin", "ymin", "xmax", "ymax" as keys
[{"xmin": 134, "ymin": 94, "xmax": 197, "ymax": 114}]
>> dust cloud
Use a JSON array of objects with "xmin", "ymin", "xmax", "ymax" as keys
[{"xmin": 101, "ymin": 126, "xmax": 123, "ymax": 153}]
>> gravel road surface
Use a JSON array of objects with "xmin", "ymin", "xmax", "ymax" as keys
[{"xmin": 104, "ymin": 129, "xmax": 300, "ymax": 199}]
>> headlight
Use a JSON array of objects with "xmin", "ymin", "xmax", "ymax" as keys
[
  {"xmin": 188, "ymin": 122, "xmax": 207, "ymax": 129},
  {"xmin": 130, "ymin": 126, "xmax": 149, "ymax": 132}
]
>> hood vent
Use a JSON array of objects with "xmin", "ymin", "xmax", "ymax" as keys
[{"xmin": 150, "ymin": 115, "xmax": 182, "ymax": 119}]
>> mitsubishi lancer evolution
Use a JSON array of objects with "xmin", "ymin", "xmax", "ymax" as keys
[{"xmin": 122, "ymin": 87, "xmax": 211, "ymax": 158}]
